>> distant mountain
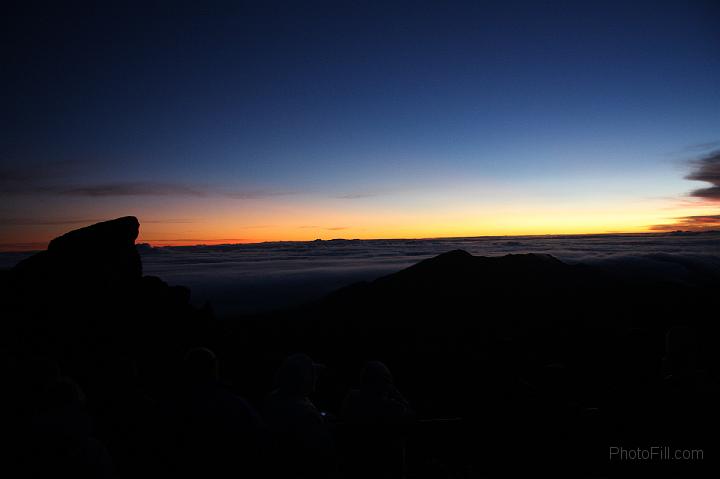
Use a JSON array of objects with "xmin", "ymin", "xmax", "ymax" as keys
[
  {"xmin": 328, "ymin": 249, "xmax": 606, "ymax": 299},
  {"xmin": 300, "ymin": 246, "xmax": 718, "ymax": 335}
]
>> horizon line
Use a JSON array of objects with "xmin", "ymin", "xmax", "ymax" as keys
[
  {"xmin": 3, "ymin": 229, "xmax": 718, "ymax": 254},
  {"xmin": 138, "ymin": 228, "xmax": 717, "ymax": 248}
]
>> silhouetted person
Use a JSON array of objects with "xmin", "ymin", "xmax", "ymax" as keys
[
  {"xmin": 340, "ymin": 361, "xmax": 413, "ymax": 479},
  {"xmin": 25, "ymin": 377, "xmax": 114, "ymax": 478},
  {"xmin": 91, "ymin": 355, "xmax": 160, "ymax": 478},
  {"xmin": 263, "ymin": 353, "xmax": 334, "ymax": 479},
  {"xmin": 174, "ymin": 347, "xmax": 266, "ymax": 479},
  {"xmin": 610, "ymin": 328, "xmax": 662, "ymax": 440},
  {"xmin": 16, "ymin": 355, "xmax": 62, "ymax": 414},
  {"xmin": 663, "ymin": 327, "xmax": 701, "ymax": 381},
  {"xmin": 656, "ymin": 327, "xmax": 718, "ymax": 477},
  {"xmin": 342, "ymin": 360, "xmax": 413, "ymax": 422},
  {"xmin": 524, "ymin": 362, "xmax": 581, "ymax": 477}
]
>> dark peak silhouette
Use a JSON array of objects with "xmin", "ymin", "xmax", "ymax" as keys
[
  {"xmin": 390, "ymin": 249, "xmax": 565, "ymax": 281},
  {"xmin": 310, "ymin": 249, "xmax": 683, "ymax": 335},
  {"xmin": 12, "ymin": 216, "xmax": 142, "ymax": 287},
  {"xmin": 326, "ymin": 250, "xmax": 601, "ymax": 308}
]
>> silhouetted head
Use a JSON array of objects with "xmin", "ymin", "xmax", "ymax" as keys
[
  {"xmin": 622, "ymin": 328, "xmax": 659, "ymax": 382},
  {"xmin": 14, "ymin": 356, "xmax": 62, "ymax": 405},
  {"xmin": 273, "ymin": 353, "xmax": 321, "ymax": 397},
  {"xmin": 183, "ymin": 347, "xmax": 219, "ymax": 383},
  {"xmin": 41, "ymin": 376, "xmax": 86, "ymax": 411},
  {"xmin": 361, "ymin": 361, "xmax": 394, "ymax": 391}
]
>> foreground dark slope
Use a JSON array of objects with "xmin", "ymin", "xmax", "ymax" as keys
[{"xmin": 3, "ymin": 217, "xmax": 720, "ymax": 477}]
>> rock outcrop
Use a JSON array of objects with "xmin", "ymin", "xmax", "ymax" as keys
[
  {"xmin": 3, "ymin": 217, "xmax": 212, "ymax": 385},
  {"xmin": 12, "ymin": 216, "xmax": 142, "ymax": 291}
]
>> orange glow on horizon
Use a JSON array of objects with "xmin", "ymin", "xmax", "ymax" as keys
[
  {"xmin": 133, "ymin": 203, "xmax": 719, "ymax": 248},
  {"xmin": 2, "ymin": 196, "xmax": 717, "ymax": 252}
]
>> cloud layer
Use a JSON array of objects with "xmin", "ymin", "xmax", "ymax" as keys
[
  {"xmin": 122, "ymin": 232, "xmax": 720, "ymax": 316},
  {"xmin": 3, "ymin": 232, "xmax": 719, "ymax": 317}
]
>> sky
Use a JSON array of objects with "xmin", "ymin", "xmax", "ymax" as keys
[{"xmin": 2, "ymin": 0, "xmax": 720, "ymax": 250}]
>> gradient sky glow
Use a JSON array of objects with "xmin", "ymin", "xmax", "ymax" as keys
[{"xmin": 2, "ymin": 1, "xmax": 720, "ymax": 250}]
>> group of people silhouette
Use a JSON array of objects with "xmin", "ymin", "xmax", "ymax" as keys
[
  {"xmin": 3, "ymin": 348, "xmax": 413, "ymax": 478},
  {"xmin": 3, "ymin": 324, "xmax": 719, "ymax": 478}
]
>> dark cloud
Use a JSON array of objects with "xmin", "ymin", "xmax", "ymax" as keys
[
  {"xmin": 0, "ymin": 168, "xmax": 39, "ymax": 183},
  {"xmin": 1, "ymin": 163, "xmax": 78, "ymax": 195},
  {"xmin": 50, "ymin": 183, "xmax": 207, "ymax": 197},
  {"xmin": 686, "ymin": 150, "xmax": 720, "ymax": 200},
  {"xmin": 0, "ymin": 242, "xmax": 47, "ymax": 253},
  {"xmin": 1, "ymin": 217, "xmax": 197, "ymax": 229},
  {"xmin": 652, "ymin": 150, "xmax": 720, "ymax": 231},
  {"xmin": 1, "ymin": 162, "xmax": 297, "ymax": 199},
  {"xmin": 0, "ymin": 218, "xmax": 105, "ymax": 226},
  {"xmin": 683, "ymin": 141, "xmax": 720, "ymax": 153},
  {"xmin": 691, "ymin": 186, "xmax": 720, "ymax": 199},
  {"xmin": 2, "ymin": 177, "xmax": 297, "ymax": 199},
  {"xmin": 222, "ymin": 189, "xmax": 295, "ymax": 199},
  {"xmin": 649, "ymin": 215, "xmax": 720, "ymax": 232}
]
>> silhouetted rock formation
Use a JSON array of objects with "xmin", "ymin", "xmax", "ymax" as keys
[
  {"xmin": 12, "ymin": 216, "xmax": 142, "ymax": 292},
  {"xmin": 3, "ymin": 217, "xmax": 214, "ymax": 391}
]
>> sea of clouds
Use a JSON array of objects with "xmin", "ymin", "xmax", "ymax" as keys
[{"xmin": 3, "ymin": 232, "xmax": 719, "ymax": 317}]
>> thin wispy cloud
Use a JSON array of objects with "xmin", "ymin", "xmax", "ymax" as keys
[
  {"xmin": 683, "ymin": 141, "xmax": 720, "ymax": 153},
  {"xmin": 1, "ymin": 176, "xmax": 297, "ymax": 200},
  {"xmin": 142, "ymin": 219, "xmax": 197, "ymax": 224},
  {"xmin": 0, "ymin": 218, "xmax": 105, "ymax": 226},
  {"xmin": 140, "ymin": 238, "xmax": 249, "ymax": 244},
  {"xmin": 51, "ymin": 183, "xmax": 208, "ymax": 198},
  {"xmin": 298, "ymin": 225, "xmax": 348, "ymax": 231},
  {"xmin": 0, "ymin": 242, "xmax": 48, "ymax": 252},
  {"xmin": 222, "ymin": 189, "xmax": 296, "ymax": 199},
  {"xmin": 334, "ymin": 192, "xmax": 381, "ymax": 199},
  {"xmin": 2, "ymin": 217, "xmax": 198, "ymax": 227}
]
